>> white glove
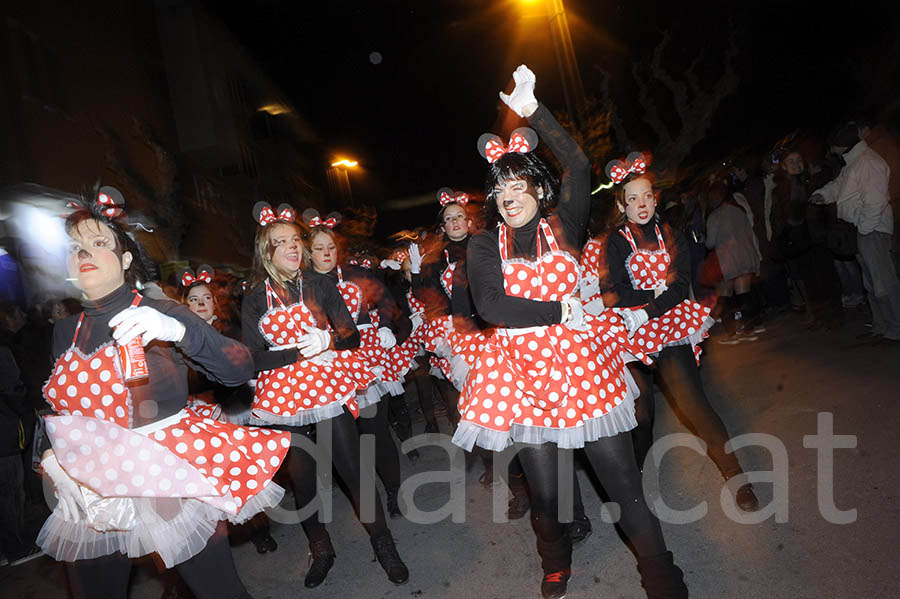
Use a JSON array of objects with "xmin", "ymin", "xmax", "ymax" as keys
[
  {"xmin": 583, "ymin": 296, "xmax": 606, "ymax": 316},
  {"xmin": 499, "ymin": 64, "xmax": 538, "ymax": 118},
  {"xmin": 653, "ymin": 283, "xmax": 668, "ymax": 299},
  {"xmin": 297, "ymin": 325, "xmax": 331, "ymax": 358},
  {"xmin": 380, "ymin": 259, "xmax": 401, "ymax": 271},
  {"xmin": 377, "ymin": 327, "xmax": 397, "ymax": 349},
  {"xmin": 579, "ymin": 273, "xmax": 600, "ymax": 300},
  {"xmin": 409, "ymin": 243, "xmax": 423, "ymax": 275},
  {"xmin": 433, "ymin": 338, "xmax": 452, "ymax": 359},
  {"xmin": 109, "ymin": 306, "xmax": 186, "ymax": 346},
  {"xmin": 42, "ymin": 452, "xmax": 86, "ymax": 524},
  {"xmin": 410, "ymin": 313, "xmax": 424, "ymax": 332},
  {"xmin": 449, "ymin": 354, "xmax": 470, "ymax": 391},
  {"xmin": 561, "ymin": 296, "xmax": 587, "ymax": 331},
  {"xmin": 617, "ymin": 308, "xmax": 649, "ymax": 338}
]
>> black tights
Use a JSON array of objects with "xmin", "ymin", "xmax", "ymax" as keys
[
  {"xmin": 357, "ymin": 399, "xmax": 401, "ymax": 492},
  {"xmin": 67, "ymin": 522, "xmax": 249, "ymax": 599},
  {"xmin": 517, "ymin": 436, "xmax": 667, "ymax": 573},
  {"xmin": 274, "ymin": 407, "xmax": 388, "ymax": 542},
  {"xmin": 404, "ymin": 361, "xmax": 460, "ymax": 431},
  {"xmin": 631, "ymin": 344, "xmax": 742, "ymax": 478}
]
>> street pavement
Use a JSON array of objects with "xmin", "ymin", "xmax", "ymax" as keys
[{"xmin": 3, "ymin": 307, "xmax": 899, "ymax": 598}]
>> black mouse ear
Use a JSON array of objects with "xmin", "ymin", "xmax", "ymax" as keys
[
  {"xmin": 476, "ymin": 133, "xmax": 503, "ymax": 161},
  {"xmin": 196, "ymin": 264, "xmax": 215, "ymax": 282},
  {"xmin": 324, "ymin": 211, "xmax": 342, "ymax": 225},
  {"xmin": 510, "ymin": 127, "xmax": 539, "ymax": 153},
  {"xmin": 605, "ymin": 159, "xmax": 627, "ymax": 181},
  {"xmin": 252, "ymin": 201, "xmax": 274, "ymax": 225},
  {"xmin": 626, "ymin": 152, "xmax": 649, "ymax": 173},
  {"xmin": 275, "ymin": 203, "xmax": 296, "ymax": 222},
  {"xmin": 301, "ymin": 208, "xmax": 321, "ymax": 226}
]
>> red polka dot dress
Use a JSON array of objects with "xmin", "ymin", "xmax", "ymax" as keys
[
  {"xmin": 453, "ymin": 220, "xmax": 642, "ymax": 451},
  {"xmin": 334, "ymin": 267, "xmax": 401, "ymax": 406},
  {"xmin": 37, "ymin": 297, "xmax": 289, "ymax": 568},
  {"xmin": 251, "ymin": 279, "xmax": 368, "ymax": 425},
  {"xmin": 384, "ymin": 291, "xmax": 426, "ymax": 378},
  {"xmin": 594, "ymin": 225, "xmax": 714, "ymax": 363}
]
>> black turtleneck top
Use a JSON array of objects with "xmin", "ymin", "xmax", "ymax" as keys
[
  {"xmin": 412, "ymin": 235, "xmax": 469, "ymax": 321},
  {"xmin": 241, "ymin": 275, "xmax": 360, "ymax": 374},
  {"xmin": 46, "ymin": 284, "xmax": 253, "ymax": 435},
  {"xmin": 303, "ymin": 264, "xmax": 412, "ymax": 345},
  {"xmin": 604, "ymin": 218, "xmax": 691, "ymax": 319},
  {"xmin": 467, "ymin": 103, "xmax": 590, "ymax": 328}
]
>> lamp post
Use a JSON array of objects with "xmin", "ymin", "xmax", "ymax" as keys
[
  {"xmin": 327, "ymin": 158, "xmax": 359, "ymax": 207},
  {"xmin": 518, "ymin": 0, "xmax": 586, "ymax": 131}
]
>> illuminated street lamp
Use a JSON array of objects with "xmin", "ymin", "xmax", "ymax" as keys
[{"xmin": 327, "ymin": 157, "xmax": 360, "ymax": 207}]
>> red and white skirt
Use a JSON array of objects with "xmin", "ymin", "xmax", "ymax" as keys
[
  {"xmin": 618, "ymin": 300, "xmax": 714, "ymax": 364},
  {"xmin": 452, "ymin": 313, "xmax": 645, "ymax": 451},
  {"xmin": 38, "ymin": 411, "xmax": 289, "ymax": 568}
]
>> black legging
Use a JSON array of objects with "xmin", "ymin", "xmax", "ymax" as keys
[
  {"xmin": 517, "ymin": 435, "xmax": 667, "ymax": 573},
  {"xmin": 357, "ymin": 399, "xmax": 401, "ymax": 492},
  {"xmin": 630, "ymin": 343, "xmax": 742, "ymax": 478},
  {"xmin": 68, "ymin": 521, "xmax": 250, "ymax": 599},
  {"xmin": 274, "ymin": 407, "xmax": 389, "ymax": 539}
]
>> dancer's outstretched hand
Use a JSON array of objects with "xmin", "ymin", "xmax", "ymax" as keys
[
  {"xmin": 615, "ymin": 308, "xmax": 649, "ymax": 338},
  {"xmin": 499, "ymin": 65, "xmax": 538, "ymax": 118}
]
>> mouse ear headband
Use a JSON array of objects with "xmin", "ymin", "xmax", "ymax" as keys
[
  {"xmin": 605, "ymin": 152, "xmax": 649, "ymax": 184},
  {"xmin": 302, "ymin": 208, "xmax": 341, "ymax": 229},
  {"xmin": 437, "ymin": 187, "xmax": 470, "ymax": 207},
  {"xmin": 476, "ymin": 127, "xmax": 538, "ymax": 164},
  {"xmin": 253, "ymin": 201, "xmax": 295, "ymax": 226}
]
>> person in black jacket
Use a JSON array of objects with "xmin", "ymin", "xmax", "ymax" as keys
[
  {"xmin": 452, "ymin": 65, "xmax": 688, "ymax": 599},
  {"xmin": 241, "ymin": 202, "xmax": 408, "ymax": 587},
  {"xmin": 38, "ymin": 187, "xmax": 285, "ymax": 599},
  {"xmin": 586, "ymin": 164, "xmax": 759, "ymax": 513}
]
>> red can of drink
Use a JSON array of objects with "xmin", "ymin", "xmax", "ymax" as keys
[{"xmin": 118, "ymin": 336, "xmax": 149, "ymax": 382}]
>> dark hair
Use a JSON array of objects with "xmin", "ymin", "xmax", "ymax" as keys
[
  {"xmin": 64, "ymin": 187, "xmax": 148, "ymax": 287},
  {"xmin": 482, "ymin": 152, "xmax": 559, "ymax": 225}
]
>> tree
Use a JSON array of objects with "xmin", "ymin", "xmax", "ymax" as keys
[{"xmin": 597, "ymin": 25, "xmax": 740, "ymax": 177}]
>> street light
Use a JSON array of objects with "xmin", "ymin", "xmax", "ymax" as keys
[{"xmin": 327, "ymin": 157, "xmax": 360, "ymax": 207}]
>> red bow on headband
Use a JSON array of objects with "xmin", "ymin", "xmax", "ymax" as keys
[
  {"xmin": 349, "ymin": 258, "xmax": 373, "ymax": 269},
  {"xmin": 309, "ymin": 216, "xmax": 337, "ymax": 228},
  {"xmin": 258, "ymin": 205, "xmax": 295, "ymax": 226},
  {"xmin": 484, "ymin": 132, "xmax": 532, "ymax": 164},
  {"xmin": 181, "ymin": 270, "xmax": 212, "ymax": 287},
  {"xmin": 97, "ymin": 192, "xmax": 124, "ymax": 219},
  {"xmin": 609, "ymin": 156, "xmax": 648, "ymax": 184},
  {"xmin": 439, "ymin": 191, "xmax": 470, "ymax": 206}
]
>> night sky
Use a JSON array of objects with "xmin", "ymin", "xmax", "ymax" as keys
[{"xmin": 206, "ymin": 0, "xmax": 900, "ymax": 232}]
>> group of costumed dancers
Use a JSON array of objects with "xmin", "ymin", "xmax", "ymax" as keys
[{"xmin": 36, "ymin": 65, "xmax": 760, "ymax": 599}]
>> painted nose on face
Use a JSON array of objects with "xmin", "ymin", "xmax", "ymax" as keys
[
  {"xmin": 78, "ymin": 248, "xmax": 92, "ymax": 260},
  {"xmin": 502, "ymin": 198, "xmax": 515, "ymax": 209}
]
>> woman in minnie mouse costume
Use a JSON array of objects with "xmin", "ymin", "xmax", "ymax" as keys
[
  {"xmin": 240, "ymin": 202, "xmax": 408, "ymax": 587},
  {"xmin": 581, "ymin": 159, "xmax": 759, "ymax": 512},
  {"xmin": 452, "ymin": 66, "xmax": 689, "ymax": 599},
  {"xmin": 37, "ymin": 187, "xmax": 290, "ymax": 599},
  {"xmin": 178, "ymin": 266, "xmax": 279, "ymax": 555},
  {"xmin": 301, "ymin": 209, "xmax": 410, "ymax": 518}
]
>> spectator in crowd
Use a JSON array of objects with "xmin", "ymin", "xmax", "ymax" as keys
[
  {"xmin": 705, "ymin": 181, "xmax": 764, "ymax": 342},
  {"xmin": 811, "ymin": 122, "xmax": 900, "ymax": 344}
]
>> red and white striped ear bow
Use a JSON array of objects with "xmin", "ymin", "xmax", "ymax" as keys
[
  {"xmin": 439, "ymin": 191, "xmax": 470, "ymax": 206},
  {"xmin": 308, "ymin": 216, "xmax": 337, "ymax": 228},
  {"xmin": 96, "ymin": 192, "xmax": 124, "ymax": 219},
  {"xmin": 484, "ymin": 132, "xmax": 532, "ymax": 164},
  {"xmin": 258, "ymin": 205, "xmax": 295, "ymax": 226}
]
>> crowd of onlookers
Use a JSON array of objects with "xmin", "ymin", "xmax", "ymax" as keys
[{"xmin": 652, "ymin": 117, "xmax": 900, "ymax": 346}]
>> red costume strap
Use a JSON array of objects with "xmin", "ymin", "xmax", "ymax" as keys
[
  {"xmin": 618, "ymin": 227, "xmax": 638, "ymax": 252},
  {"xmin": 654, "ymin": 224, "xmax": 666, "ymax": 253}
]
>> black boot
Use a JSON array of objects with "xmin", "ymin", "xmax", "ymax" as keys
[
  {"xmin": 304, "ymin": 536, "xmax": 336, "ymax": 588},
  {"xmin": 507, "ymin": 474, "xmax": 530, "ymax": 520},
  {"xmin": 370, "ymin": 530, "xmax": 409, "ymax": 584},
  {"xmin": 566, "ymin": 515, "xmax": 593, "ymax": 546},
  {"xmin": 385, "ymin": 488, "xmax": 402, "ymax": 519},
  {"xmin": 637, "ymin": 551, "xmax": 689, "ymax": 599}
]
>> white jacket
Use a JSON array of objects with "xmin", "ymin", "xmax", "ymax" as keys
[{"xmin": 813, "ymin": 141, "xmax": 893, "ymax": 235}]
